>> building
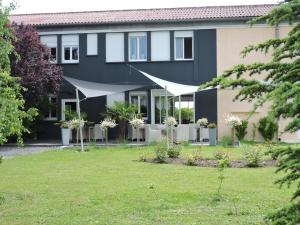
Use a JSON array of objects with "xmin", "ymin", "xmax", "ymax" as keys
[{"xmin": 9, "ymin": 4, "xmax": 299, "ymax": 142}]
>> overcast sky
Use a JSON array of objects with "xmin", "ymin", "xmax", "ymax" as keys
[{"xmin": 4, "ymin": 0, "xmax": 280, "ymax": 14}]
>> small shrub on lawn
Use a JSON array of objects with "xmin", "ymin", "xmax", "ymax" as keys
[
  {"xmin": 219, "ymin": 136, "xmax": 233, "ymax": 147},
  {"xmin": 214, "ymin": 151, "xmax": 229, "ymax": 161},
  {"xmin": 154, "ymin": 137, "xmax": 168, "ymax": 162},
  {"xmin": 186, "ymin": 150, "xmax": 202, "ymax": 166},
  {"xmin": 167, "ymin": 144, "xmax": 182, "ymax": 158},
  {"xmin": 0, "ymin": 156, "xmax": 2, "ymax": 164},
  {"xmin": 139, "ymin": 151, "xmax": 147, "ymax": 162},
  {"xmin": 244, "ymin": 146, "xmax": 263, "ymax": 167}
]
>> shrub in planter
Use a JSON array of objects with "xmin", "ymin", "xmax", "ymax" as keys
[
  {"xmin": 235, "ymin": 120, "xmax": 248, "ymax": 141},
  {"xmin": 167, "ymin": 144, "xmax": 182, "ymax": 158},
  {"xmin": 258, "ymin": 117, "xmax": 278, "ymax": 141},
  {"xmin": 244, "ymin": 146, "xmax": 263, "ymax": 167},
  {"xmin": 219, "ymin": 136, "xmax": 233, "ymax": 147},
  {"xmin": 154, "ymin": 137, "xmax": 168, "ymax": 162}
]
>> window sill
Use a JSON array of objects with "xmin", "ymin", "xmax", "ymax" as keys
[
  {"xmin": 44, "ymin": 118, "xmax": 58, "ymax": 121},
  {"xmin": 61, "ymin": 61, "xmax": 80, "ymax": 64}
]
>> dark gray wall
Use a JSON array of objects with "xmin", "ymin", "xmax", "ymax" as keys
[{"xmin": 38, "ymin": 29, "xmax": 217, "ymax": 139}]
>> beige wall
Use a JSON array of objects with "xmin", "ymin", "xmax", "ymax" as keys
[{"xmin": 216, "ymin": 26, "xmax": 298, "ymax": 142}]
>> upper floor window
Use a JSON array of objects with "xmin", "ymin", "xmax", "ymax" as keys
[
  {"xmin": 129, "ymin": 32, "xmax": 147, "ymax": 61},
  {"xmin": 106, "ymin": 33, "xmax": 124, "ymax": 62},
  {"xmin": 40, "ymin": 35, "xmax": 57, "ymax": 63},
  {"xmin": 174, "ymin": 31, "xmax": 193, "ymax": 60},
  {"xmin": 62, "ymin": 35, "xmax": 79, "ymax": 63},
  {"xmin": 87, "ymin": 33, "xmax": 98, "ymax": 56}
]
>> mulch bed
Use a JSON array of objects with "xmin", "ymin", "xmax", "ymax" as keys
[{"xmin": 145, "ymin": 158, "xmax": 277, "ymax": 168}]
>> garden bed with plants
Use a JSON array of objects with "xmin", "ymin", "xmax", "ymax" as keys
[{"xmin": 144, "ymin": 157, "xmax": 277, "ymax": 168}]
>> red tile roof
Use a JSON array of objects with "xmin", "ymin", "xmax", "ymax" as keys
[{"xmin": 9, "ymin": 4, "xmax": 276, "ymax": 27}]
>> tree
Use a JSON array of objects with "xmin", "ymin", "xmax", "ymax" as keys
[
  {"xmin": 10, "ymin": 23, "xmax": 63, "ymax": 112},
  {"xmin": 0, "ymin": 1, "xmax": 37, "ymax": 145},
  {"xmin": 200, "ymin": 1, "xmax": 300, "ymax": 224}
]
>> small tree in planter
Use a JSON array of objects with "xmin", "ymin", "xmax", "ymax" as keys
[
  {"xmin": 100, "ymin": 118, "xmax": 117, "ymax": 144},
  {"xmin": 164, "ymin": 116, "xmax": 177, "ymax": 147},
  {"xmin": 197, "ymin": 118, "xmax": 208, "ymax": 142},
  {"xmin": 208, "ymin": 123, "xmax": 217, "ymax": 146},
  {"xmin": 129, "ymin": 116, "xmax": 144, "ymax": 143},
  {"xmin": 68, "ymin": 118, "xmax": 86, "ymax": 144},
  {"xmin": 225, "ymin": 115, "xmax": 242, "ymax": 146}
]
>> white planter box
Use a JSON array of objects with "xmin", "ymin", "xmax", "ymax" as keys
[{"xmin": 61, "ymin": 128, "xmax": 71, "ymax": 146}]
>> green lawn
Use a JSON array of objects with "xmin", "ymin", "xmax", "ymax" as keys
[{"xmin": 0, "ymin": 146, "xmax": 293, "ymax": 225}]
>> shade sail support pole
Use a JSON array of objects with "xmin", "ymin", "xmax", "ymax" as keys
[
  {"xmin": 76, "ymin": 88, "xmax": 84, "ymax": 152},
  {"xmin": 165, "ymin": 85, "xmax": 169, "ymax": 149}
]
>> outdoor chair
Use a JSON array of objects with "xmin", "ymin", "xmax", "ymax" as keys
[
  {"xmin": 174, "ymin": 124, "xmax": 189, "ymax": 142},
  {"xmin": 144, "ymin": 124, "xmax": 161, "ymax": 144}
]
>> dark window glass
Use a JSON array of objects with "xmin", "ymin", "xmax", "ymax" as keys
[
  {"xmin": 72, "ymin": 47, "xmax": 79, "ymax": 60},
  {"xmin": 50, "ymin": 97, "xmax": 57, "ymax": 118},
  {"xmin": 184, "ymin": 37, "xmax": 193, "ymax": 59},
  {"xmin": 64, "ymin": 47, "xmax": 70, "ymax": 60},
  {"xmin": 140, "ymin": 95, "xmax": 148, "ymax": 117},
  {"xmin": 50, "ymin": 48, "xmax": 57, "ymax": 62}
]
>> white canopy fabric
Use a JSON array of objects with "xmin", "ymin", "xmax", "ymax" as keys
[
  {"xmin": 137, "ymin": 69, "xmax": 212, "ymax": 96},
  {"xmin": 64, "ymin": 76, "xmax": 144, "ymax": 98}
]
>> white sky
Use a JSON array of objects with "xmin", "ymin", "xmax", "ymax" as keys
[{"xmin": 4, "ymin": 0, "xmax": 280, "ymax": 14}]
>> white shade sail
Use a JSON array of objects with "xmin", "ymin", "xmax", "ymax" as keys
[
  {"xmin": 137, "ymin": 70, "xmax": 205, "ymax": 96},
  {"xmin": 64, "ymin": 76, "xmax": 143, "ymax": 98}
]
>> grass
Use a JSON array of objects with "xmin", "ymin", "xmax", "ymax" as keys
[{"xmin": 0, "ymin": 145, "xmax": 294, "ymax": 225}]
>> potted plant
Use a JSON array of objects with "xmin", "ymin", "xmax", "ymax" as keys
[
  {"xmin": 129, "ymin": 116, "xmax": 144, "ymax": 143},
  {"xmin": 55, "ymin": 121, "xmax": 71, "ymax": 146},
  {"xmin": 100, "ymin": 118, "xmax": 117, "ymax": 144},
  {"xmin": 208, "ymin": 123, "xmax": 217, "ymax": 146},
  {"xmin": 197, "ymin": 118, "xmax": 208, "ymax": 142},
  {"xmin": 225, "ymin": 114, "xmax": 242, "ymax": 146},
  {"xmin": 164, "ymin": 116, "xmax": 177, "ymax": 145}
]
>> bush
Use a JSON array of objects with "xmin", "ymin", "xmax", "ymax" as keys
[
  {"xmin": 186, "ymin": 150, "xmax": 202, "ymax": 166},
  {"xmin": 0, "ymin": 156, "xmax": 2, "ymax": 164},
  {"xmin": 167, "ymin": 144, "xmax": 182, "ymax": 158},
  {"xmin": 244, "ymin": 146, "xmax": 263, "ymax": 167},
  {"xmin": 219, "ymin": 136, "xmax": 233, "ymax": 147},
  {"xmin": 258, "ymin": 117, "xmax": 278, "ymax": 141},
  {"xmin": 235, "ymin": 120, "xmax": 248, "ymax": 140},
  {"xmin": 214, "ymin": 151, "xmax": 229, "ymax": 161},
  {"xmin": 154, "ymin": 137, "xmax": 168, "ymax": 162}
]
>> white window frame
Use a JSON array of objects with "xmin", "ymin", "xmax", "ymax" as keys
[
  {"xmin": 44, "ymin": 95, "xmax": 58, "ymax": 121},
  {"xmin": 129, "ymin": 91, "xmax": 148, "ymax": 119},
  {"xmin": 61, "ymin": 99, "xmax": 77, "ymax": 121},
  {"xmin": 62, "ymin": 35, "xmax": 79, "ymax": 64},
  {"xmin": 40, "ymin": 35, "xmax": 57, "ymax": 64},
  {"xmin": 87, "ymin": 33, "xmax": 98, "ymax": 56},
  {"xmin": 128, "ymin": 32, "xmax": 147, "ymax": 62},
  {"xmin": 151, "ymin": 89, "xmax": 174, "ymax": 124},
  {"xmin": 174, "ymin": 31, "xmax": 194, "ymax": 61}
]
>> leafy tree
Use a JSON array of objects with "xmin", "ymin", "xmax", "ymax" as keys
[
  {"xmin": 0, "ymin": 1, "xmax": 37, "ymax": 144},
  {"xmin": 10, "ymin": 23, "xmax": 63, "ymax": 109},
  {"xmin": 200, "ymin": 1, "xmax": 300, "ymax": 223}
]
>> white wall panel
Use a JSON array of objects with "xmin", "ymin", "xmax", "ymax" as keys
[
  {"xmin": 106, "ymin": 33, "xmax": 124, "ymax": 62},
  {"xmin": 151, "ymin": 31, "xmax": 170, "ymax": 61},
  {"xmin": 87, "ymin": 34, "xmax": 98, "ymax": 55}
]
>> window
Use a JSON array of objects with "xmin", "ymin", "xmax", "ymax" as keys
[
  {"xmin": 40, "ymin": 35, "xmax": 57, "ymax": 63},
  {"xmin": 44, "ymin": 95, "xmax": 57, "ymax": 120},
  {"xmin": 106, "ymin": 93, "xmax": 125, "ymax": 107},
  {"xmin": 175, "ymin": 94, "xmax": 194, "ymax": 124},
  {"xmin": 129, "ymin": 32, "xmax": 147, "ymax": 61},
  {"xmin": 151, "ymin": 31, "xmax": 170, "ymax": 61},
  {"xmin": 174, "ymin": 31, "xmax": 193, "ymax": 60},
  {"xmin": 62, "ymin": 35, "xmax": 79, "ymax": 63},
  {"xmin": 87, "ymin": 34, "xmax": 98, "ymax": 55},
  {"xmin": 106, "ymin": 33, "xmax": 124, "ymax": 62},
  {"xmin": 61, "ymin": 99, "xmax": 77, "ymax": 121},
  {"xmin": 129, "ymin": 92, "xmax": 148, "ymax": 118}
]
